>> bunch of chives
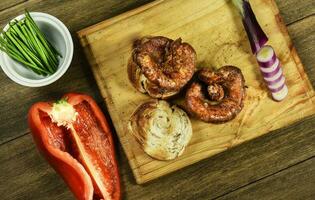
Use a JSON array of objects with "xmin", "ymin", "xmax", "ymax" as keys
[{"xmin": 0, "ymin": 10, "xmax": 62, "ymax": 76}]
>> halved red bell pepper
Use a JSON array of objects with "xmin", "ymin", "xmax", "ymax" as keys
[{"xmin": 28, "ymin": 93, "xmax": 121, "ymax": 200}]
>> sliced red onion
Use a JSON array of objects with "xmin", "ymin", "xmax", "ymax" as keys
[
  {"xmin": 232, "ymin": 0, "xmax": 288, "ymax": 101},
  {"xmin": 264, "ymin": 73, "xmax": 283, "ymax": 85},
  {"xmin": 267, "ymin": 76, "xmax": 285, "ymax": 91},
  {"xmin": 261, "ymin": 64, "xmax": 281, "ymax": 78},
  {"xmin": 264, "ymin": 67, "xmax": 283, "ymax": 82},
  {"xmin": 232, "ymin": 0, "xmax": 268, "ymax": 54},
  {"xmin": 256, "ymin": 45, "xmax": 277, "ymax": 68},
  {"xmin": 269, "ymin": 83, "xmax": 286, "ymax": 93},
  {"xmin": 260, "ymin": 58, "xmax": 279, "ymax": 73},
  {"xmin": 256, "ymin": 45, "xmax": 288, "ymax": 101},
  {"xmin": 272, "ymin": 85, "xmax": 288, "ymax": 102}
]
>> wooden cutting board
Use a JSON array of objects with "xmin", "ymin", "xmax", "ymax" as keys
[{"xmin": 78, "ymin": 0, "xmax": 315, "ymax": 184}]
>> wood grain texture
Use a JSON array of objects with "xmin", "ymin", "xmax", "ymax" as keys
[
  {"xmin": 0, "ymin": 0, "xmax": 26, "ymax": 12},
  {"xmin": 0, "ymin": 135, "xmax": 73, "ymax": 200},
  {"xmin": 0, "ymin": 0, "xmax": 153, "ymax": 144},
  {"xmin": 0, "ymin": 0, "xmax": 315, "ymax": 199},
  {"xmin": 288, "ymin": 15, "xmax": 315, "ymax": 87},
  {"xmin": 217, "ymin": 157, "xmax": 315, "ymax": 200},
  {"xmin": 0, "ymin": 0, "xmax": 153, "ymax": 29},
  {"xmin": 121, "ymin": 115, "xmax": 315, "ymax": 200},
  {"xmin": 0, "ymin": 46, "xmax": 102, "ymax": 144},
  {"xmin": 276, "ymin": 0, "xmax": 315, "ymax": 24},
  {"xmin": 78, "ymin": 0, "xmax": 315, "ymax": 183},
  {"xmin": 1, "ymin": 115, "xmax": 315, "ymax": 199},
  {"xmin": 0, "ymin": 0, "xmax": 312, "ymax": 143}
]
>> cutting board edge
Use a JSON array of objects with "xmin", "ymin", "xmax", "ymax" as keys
[
  {"xmin": 132, "ymin": 111, "xmax": 315, "ymax": 184},
  {"xmin": 79, "ymin": 43, "xmax": 315, "ymax": 185},
  {"xmin": 77, "ymin": 0, "xmax": 164, "ymax": 45},
  {"xmin": 79, "ymin": 38, "xmax": 146, "ymax": 184},
  {"xmin": 270, "ymin": 8, "xmax": 315, "ymax": 96},
  {"xmin": 77, "ymin": 0, "xmax": 315, "ymax": 184}
]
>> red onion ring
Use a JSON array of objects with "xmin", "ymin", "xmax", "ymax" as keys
[
  {"xmin": 265, "ymin": 73, "xmax": 283, "ymax": 85},
  {"xmin": 261, "ymin": 63, "xmax": 281, "ymax": 78},
  {"xmin": 257, "ymin": 45, "xmax": 277, "ymax": 68},
  {"xmin": 269, "ymin": 82, "xmax": 286, "ymax": 93}
]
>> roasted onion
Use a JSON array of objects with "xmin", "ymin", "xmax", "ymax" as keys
[{"xmin": 128, "ymin": 100, "xmax": 192, "ymax": 160}]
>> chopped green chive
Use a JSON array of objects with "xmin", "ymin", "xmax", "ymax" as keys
[{"xmin": 0, "ymin": 10, "xmax": 61, "ymax": 76}]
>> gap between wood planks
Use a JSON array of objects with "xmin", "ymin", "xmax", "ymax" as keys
[
  {"xmin": 0, "ymin": 0, "xmax": 155, "ymax": 145},
  {"xmin": 211, "ymin": 155, "xmax": 315, "ymax": 200},
  {"xmin": 0, "ymin": 1, "xmax": 314, "ymax": 198},
  {"xmin": 0, "ymin": 132, "xmax": 29, "ymax": 146},
  {"xmin": 286, "ymin": 13, "xmax": 315, "ymax": 26},
  {"xmin": 0, "ymin": 0, "xmax": 27, "ymax": 13},
  {"xmin": 0, "ymin": 2, "xmax": 313, "ymax": 146},
  {"xmin": 0, "ymin": 96, "xmax": 111, "ymax": 147},
  {"xmin": 0, "ymin": 114, "xmax": 315, "ymax": 199}
]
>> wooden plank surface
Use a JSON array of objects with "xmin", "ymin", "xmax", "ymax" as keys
[
  {"xmin": 0, "ymin": 0, "xmax": 152, "ymax": 144},
  {"xmin": 0, "ymin": 135, "xmax": 73, "ymax": 200},
  {"xmin": 276, "ymin": 0, "xmax": 315, "ymax": 24},
  {"xmin": 0, "ymin": 0, "xmax": 314, "ymax": 199},
  {"xmin": 217, "ymin": 157, "xmax": 315, "ymax": 200},
  {"xmin": 289, "ymin": 15, "xmax": 315, "ymax": 86},
  {"xmin": 1, "ymin": 115, "xmax": 315, "ymax": 199},
  {"xmin": 78, "ymin": 0, "xmax": 315, "ymax": 183},
  {"xmin": 0, "ymin": 0, "xmax": 26, "ymax": 12}
]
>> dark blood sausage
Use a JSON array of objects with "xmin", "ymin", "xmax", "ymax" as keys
[
  {"xmin": 185, "ymin": 66, "xmax": 246, "ymax": 123},
  {"xmin": 128, "ymin": 36, "xmax": 196, "ymax": 99}
]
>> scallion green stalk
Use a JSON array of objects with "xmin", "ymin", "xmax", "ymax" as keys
[{"xmin": 0, "ymin": 10, "xmax": 62, "ymax": 76}]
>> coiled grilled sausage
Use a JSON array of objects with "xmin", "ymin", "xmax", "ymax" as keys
[
  {"xmin": 128, "ymin": 36, "xmax": 196, "ymax": 99},
  {"xmin": 185, "ymin": 66, "xmax": 246, "ymax": 123}
]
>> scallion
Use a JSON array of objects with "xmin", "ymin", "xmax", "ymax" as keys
[{"xmin": 0, "ymin": 10, "xmax": 62, "ymax": 76}]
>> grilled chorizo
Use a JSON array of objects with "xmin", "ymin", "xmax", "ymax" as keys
[
  {"xmin": 128, "ymin": 36, "xmax": 196, "ymax": 99},
  {"xmin": 185, "ymin": 66, "xmax": 246, "ymax": 123}
]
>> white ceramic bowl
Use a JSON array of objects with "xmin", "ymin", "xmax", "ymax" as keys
[{"xmin": 0, "ymin": 12, "xmax": 73, "ymax": 87}]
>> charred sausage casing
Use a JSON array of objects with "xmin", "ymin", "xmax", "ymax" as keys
[
  {"xmin": 186, "ymin": 66, "xmax": 246, "ymax": 123},
  {"xmin": 128, "ymin": 36, "xmax": 196, "ymax": 99}
]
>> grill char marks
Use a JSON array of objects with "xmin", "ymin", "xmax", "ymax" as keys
[
  {"xmin": 185, "ymin": 66, "xmax": 246, "ymax": 123},
  {"xmin": 128, "ymin": 36, "xmax": 196, "ymax": 99}
]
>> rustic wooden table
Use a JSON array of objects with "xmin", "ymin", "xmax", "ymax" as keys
[{"xmin": 0, "ymin": 0, "xmax": 314, "ymax": 199}]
